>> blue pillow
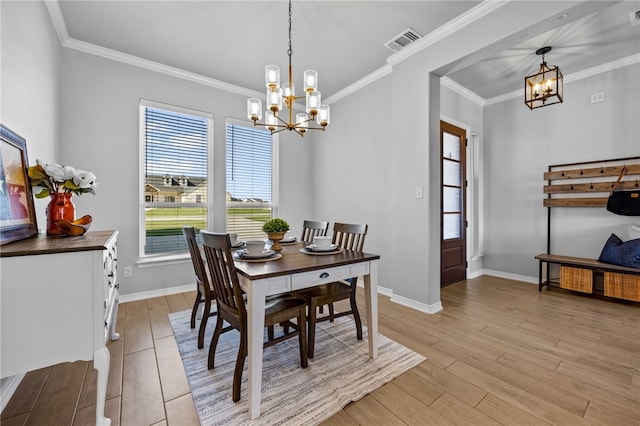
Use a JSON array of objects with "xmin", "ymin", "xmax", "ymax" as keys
[{"xmin": 598, "ymin": 233, "xmax": 640, "ymax": 269}]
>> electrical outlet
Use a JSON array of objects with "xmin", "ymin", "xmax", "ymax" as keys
[
  {"xmin": 124, "ymin": 266, "xmax": 133, "ymax": 278},
  {"xmin": 415, "ymin": 186, "xmax": 423, "ymax": 199},
  {"xmin": 590, "ymin": 92, "xmax": 605, "ymax": 104}
]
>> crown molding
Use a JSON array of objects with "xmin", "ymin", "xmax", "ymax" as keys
[
  {"xmin": 440, "ymin": 77, "xmax": 485, "ymax": 107},
  {"xmin": 324, "ymin": 64, "xmax": 392, "ymax": 105},
  {"xmin": 44, "ymin": 0, "xmax": 69, "ymax": 44},
  {"xmin": 484, "ymin": 53, "xmax": 640, "ymax": 106}
]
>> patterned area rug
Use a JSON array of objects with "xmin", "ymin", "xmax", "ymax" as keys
[{"xmin": 169, "ymin": 309, "xmax": 426, "ymax": 425}]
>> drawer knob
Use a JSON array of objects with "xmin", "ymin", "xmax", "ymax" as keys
[{"xmin": 319, "ymin": 272, "xmax": 330, "ymax": 279}]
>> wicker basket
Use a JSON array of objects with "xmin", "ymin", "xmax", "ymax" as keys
[
  {"xmin": 604, "ymin": 272, "xmax": 640, "ymax": 302},
  {"xmin": 559, "ymin": 266, "xmax": 593, "ymax": 293}
]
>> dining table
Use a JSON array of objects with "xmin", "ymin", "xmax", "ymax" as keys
[{"xmin": 232, "ymin": 240, "xmax": 380, "ymax": 419}]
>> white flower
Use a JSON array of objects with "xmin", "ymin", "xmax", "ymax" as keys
[
  {"xmin": 73, "ymin": 170, "xmax": 97, "ymax": 189},
  {"xmin": 62, "ymin": 165, "xmax": 77, "ymax": 181},
  {"xmin": 37, "ymin": 159, "xmax": 66, "ymax": 182}
]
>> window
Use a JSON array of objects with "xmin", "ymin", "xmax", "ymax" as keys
[
  {"xmin": 226, "ymin": 121, "xmax": 279, "ymax": 240},
  {"xmin": 140, "ymin": 100, "xmax": 213, "ymax": 257}
]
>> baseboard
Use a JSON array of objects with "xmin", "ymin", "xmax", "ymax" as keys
[
  {"xmin": 389, "ymin": 294, "xmax": 444, "ymax": 314},
  {"xmin": 119, "ymin": 283, "xmax": 194, "ymax": 303},
  {"xmin": 477, "ymin": 269, "xmax": 538, "ymax": 284},
  {"xmin": 1, "ymin": 373, "xmax": 25, "ymax": 413}
]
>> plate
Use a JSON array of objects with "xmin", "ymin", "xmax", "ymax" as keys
[
  {"xmin": 306, "ymin": 244, "xmax": 338, "ymax": 252},
  {"xmin": 280, "ymin": 237, "xmax": 297, "ymax": 244},
  {"xmin": 300, "ymin": 246, "xmax": 344, "ymax": 256},
  {"xmin": 236, "ymin": 249, "xmax": 275, "ymax": 259},
  {"xmin": 231, "ymin": 240, "xmax": 245, "ymax": 248}
]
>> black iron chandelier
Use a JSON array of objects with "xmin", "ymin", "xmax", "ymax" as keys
[{"xmin": 524, "ymin": 46, "xmax": 563, "ymax": 110}]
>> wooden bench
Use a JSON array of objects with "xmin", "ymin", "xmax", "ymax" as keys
[{"xmin": 535, "ymin": 253, "xmax": 640, "ymax": 302}]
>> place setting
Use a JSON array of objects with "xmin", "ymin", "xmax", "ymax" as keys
[
  {"xmin": 228, "ymin": 233, "xmax": 246, "ymax": 250},
  {"xmin": 300, "ymin": 235, "xmax": 343, "ymax": 255},
  {"xmin": 278, "ymin": 231, "xmax": 298, "ymax": 245},
  {"xmin": 234, "ymin": 239, "xmax": 282, "ymax": 262}
]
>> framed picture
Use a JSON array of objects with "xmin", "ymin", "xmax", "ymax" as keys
[{"xmin": 0, "ymin": 124, "xmax": 38, "ymax": 244}]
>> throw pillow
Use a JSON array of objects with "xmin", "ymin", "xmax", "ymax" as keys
[{"xmin": 598, "ymin": 233, "xmax": 640, "ymax": 269}]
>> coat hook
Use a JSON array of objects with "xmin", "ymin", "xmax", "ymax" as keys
[
  {"xmin": 580, "ymin": 168, "xmax": 584, "ymax": 175},
  {"xmin": 636, "ymin": 179, "xmax": 638, "ymax": 188},
  {"xmin": 570, "ymin": 184, "xmax": 574, "ymax": 190},
  {"xmin": 561, "ymin": 170, "xmax": 565, "ymax": 177},
  {"xmin": 600, "ymin": 166, "xmax": 604, "ymax": 173},
  {"xmin": 590, "ymin": 182, "xmax": 594, "ymax": 189}
]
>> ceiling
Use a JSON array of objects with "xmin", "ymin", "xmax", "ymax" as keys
[{"xmin": 55, "ymin": 1, "xmax": 640, "ymax": 103}]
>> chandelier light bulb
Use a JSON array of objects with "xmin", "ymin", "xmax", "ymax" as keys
[
  {"xmin": 296, "ymin": 113, "xmax": 309, "ymax": 133},
  {"xmin": 306, "ymin": 90, "xmax": 321, "ymax": 116},
  {"xmin": 267, "ymin": 89, "xmax": 282, "ymax": 113},
  {"xmin": 304, "ymin": 70, "xmax": 317, "ymax": 92},
  {"xmin": 282, "ymin": 82, "xmax": 295, "ymax": 99},
  {"xmin": 265, "ymin": 110, "xmax": 277, "ymax": 131},
  {"xmin": 247, "ymin": 98, "xmax": 262, "ymax": 121},
  {"xmin": 317, "ymin": 105, "xmax": 330, "ymax": 126},
  {"xmin": 265, "ymin": 65, "xmax": 280, "ymax": 91}
]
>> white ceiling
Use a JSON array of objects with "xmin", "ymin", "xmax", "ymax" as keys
[{"xmin": 55, "ymin": 1, "xmax": 640, "ymax": 103}]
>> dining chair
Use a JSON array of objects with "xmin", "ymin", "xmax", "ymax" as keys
[
  {"xmin": 200, "ymin": 231, "xmax": 309, "ymax": 402},
  {"xmin": 300, "ymin": 220, "xmax": 329, "ymax": 243},
  {"xmin": 295, "ymin": 222, "xmax": 368, "ymax": 358},
  {"xmin": 183, "ymin": 225, "xmax": 218, "ymax": 349}
]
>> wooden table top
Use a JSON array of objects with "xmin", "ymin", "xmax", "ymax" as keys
[
  {"xmin": 233, "ymin": 241, "xmax": 380, "ymax": 280},
  {"xmin": 0, "ymin": 230, "xmax": 118, "ymax": 257}
]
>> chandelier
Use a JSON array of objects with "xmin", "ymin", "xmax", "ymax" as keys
[
  {"xmin": 524, "ymin": 46, "xmax": 563, "ymax": 110},
  {"xmin": 247, "ymin": 0, "xmax": 329, "ymax": 137}
]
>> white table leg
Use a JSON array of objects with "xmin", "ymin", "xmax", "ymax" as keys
[
  {"xmin": 363, "ymin": 260, "xmax": 379, "ymax": 359},
  {"xmin": 246, "ymin": 279, "xmax": 267, "ymax": 419},
  {"xmin": 94, "ymin": 346, "xmax": 111, "ymax": 426}
]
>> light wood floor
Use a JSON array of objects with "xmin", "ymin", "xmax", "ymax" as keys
[{"xmin": 2, "ymin": 275, "xmax": 639, "ymax": 425}]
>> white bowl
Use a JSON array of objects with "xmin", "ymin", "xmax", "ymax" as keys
[
  {"xmin": 245, "ymin": 240, "xmax": 265, "ymax": 253},
  {"xmin": 313, "ymin": 236, "xmax": 332, "ymax": 247}
]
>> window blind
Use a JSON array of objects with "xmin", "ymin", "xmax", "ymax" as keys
[
  {"xmin": 226, "ymin": 122, "xmax": 277, "ymax": 239},
  {"xmin": 142, "ymin": 103, "xmax": 211, "ymax": 256}
]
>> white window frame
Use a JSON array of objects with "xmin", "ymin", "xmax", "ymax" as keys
[{"xmin": 138, "ymin": 99, "xmax": 214, "ymax": 263}]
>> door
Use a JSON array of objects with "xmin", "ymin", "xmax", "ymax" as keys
[{"xmin": 440, "ymin": 121, "xmax": 467, "ymax": 287}]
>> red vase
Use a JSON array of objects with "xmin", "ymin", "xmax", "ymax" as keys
[{"xmin": 46, "ymin": 192, "xmax": 76, "ymax": 235}]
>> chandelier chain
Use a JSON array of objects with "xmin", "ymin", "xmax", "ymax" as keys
[{"xmin": 287, "ymin": 0, "xmax": 293, "ymax": 61}]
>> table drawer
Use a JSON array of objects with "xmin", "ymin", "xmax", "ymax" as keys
[{"xmin": 292, "ymin": 264, "xmax": 367, "ymax": 290}]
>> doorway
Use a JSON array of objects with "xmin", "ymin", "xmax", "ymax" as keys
[{"xmin": 440, "ymin": 121, "xmax": 467, "ymax": 287}]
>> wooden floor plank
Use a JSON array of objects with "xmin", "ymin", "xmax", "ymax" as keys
[
  {"xmin": 344, "ymin": 394, "xmax": 405, "ymax": 425},
  {"xmin": 476, "ymin": 394, "xmax": 554, "ymax": 426},
  {"xmin": 429, "ymin": 393, "xmax": 502, "ymax": 426},
  {"xmin": 120, "ymin": 349, "xmax": 165, "ymax": 426},
  {"xmin": 154, "ymin": 335, "xmax": 190, "ymax": 402}
]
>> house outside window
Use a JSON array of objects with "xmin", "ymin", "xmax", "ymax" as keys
[
  {"xmin": 226, "ymin": 120, "xmax": 279, "ymax": 240},
  {"xmin": 140, "ymin": 100, "xmax": 213, "ymax": 257}
]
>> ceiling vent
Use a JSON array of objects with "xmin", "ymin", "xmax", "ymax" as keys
[
  {"xmin": 631, "ymin": 10, "xmax": 640, "ymax": 26},
  {"xmin": 384, "ymin": 28, "xmax": 422, "ymax": 52}
]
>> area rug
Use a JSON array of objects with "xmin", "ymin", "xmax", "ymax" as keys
[{"xmin": 169, "ymin": 309, "xmax": 426, "ymax": 425}]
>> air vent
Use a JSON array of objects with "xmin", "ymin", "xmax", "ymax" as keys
[
  {"xmin": 384, "ymin": 28, "xmax": 422, "ymax": 52},
  {"xmin": 631, "ymin": 10, "xmax": 640, "ymax": 26}
]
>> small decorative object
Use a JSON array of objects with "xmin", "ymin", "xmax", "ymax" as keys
[
  {"xmin": 262, "ymin": 217, "xmax": 290, "ymax": 251},
  {"xmin": 27, "ymin": 159, "xmax": 97, "ymax": 236},
  {"xmin": 56, "ymin": 214, "xmax": 93, "ymax": 236}
]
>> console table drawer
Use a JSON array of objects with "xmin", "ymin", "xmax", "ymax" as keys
[
  {"xmin": 560, "ymin": 266, "xmax": 593, "ymax": 293},
  {"xmin": 604, "ymin": 272, "xmax": 640, "ymax": 301}
]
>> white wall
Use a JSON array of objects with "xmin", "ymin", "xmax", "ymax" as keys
[
  {"xmin": 0, "ymin": 0, "xmax": 62, "ymax": 229},
  {"xmin": 483, "ymin": 63, "xmax": 640, "ymax": 278},
  {"xmin": 58, "ymin": 49, "xmax": 314, "ymax": 295},
  {"xmin": 311, "ymin": 75, "xmax": 394, "ymax": 287}
]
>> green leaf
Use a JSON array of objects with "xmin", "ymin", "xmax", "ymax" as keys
[{"xmin": 34, "ymin": 188, "xmax": 51, "ymax": 198}]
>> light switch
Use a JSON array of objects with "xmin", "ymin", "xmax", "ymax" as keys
[{"xmin": 415, "ymin": 186, "xmax": 423, "ymax": 199}]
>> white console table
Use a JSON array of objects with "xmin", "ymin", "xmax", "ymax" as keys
[{"xmin": 1, "ymin": 230, "xmax": 119, "ymax": 426}]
